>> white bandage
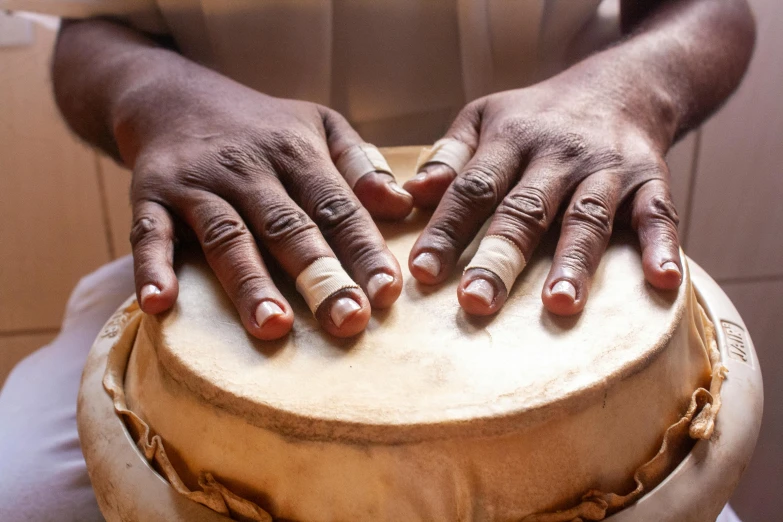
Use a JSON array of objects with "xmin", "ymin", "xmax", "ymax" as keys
[
  {"xmin": 295, "ymin": 257, "xmax": 360, "ymax": 314},
  {"xmin": 465, "ymin": 235, "xmax": 526, "ymax": 293},
  {"xmin": 335, "ymin": 144, "xmax": 393, "ymax": 188},
  {"xmin": 416, "ymin": 138, "xmax": 473, "ymax": 174}
]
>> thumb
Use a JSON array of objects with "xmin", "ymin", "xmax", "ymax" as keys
[
  {"xmin": 321, "ymin": 107, "xmax": 413, "ymax": 221},
  {"xmin": 403, "ymin": 99, "xmax": 483, "ymax": 209}
]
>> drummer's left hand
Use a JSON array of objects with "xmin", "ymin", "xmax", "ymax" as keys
[{"xmin": 404, "ymin": 62, "xmax": 682, "ymax": 316}]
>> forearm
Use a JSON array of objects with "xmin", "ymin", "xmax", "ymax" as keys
[
  {"xmin": 569, "ymin": 0, "xmax": 755, "ymax": 148},
  {"xmin": 52, "ymin": 19, "xmax": 186, "ymax": 162}
]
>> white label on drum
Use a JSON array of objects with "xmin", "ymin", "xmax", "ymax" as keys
[{"xmin": 721, "ymin": 320, "xmax": 753, "ymax": 368}]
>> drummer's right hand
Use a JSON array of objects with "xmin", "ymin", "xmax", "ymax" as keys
[{"xmin": 116, "ymin": 62, "xmax": 410, "ymax": 339}]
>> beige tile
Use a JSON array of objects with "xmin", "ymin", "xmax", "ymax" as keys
[
  {"xmin": 665, "ymin": 131, "xmax": 698, "ymax": 245},
  {"xmin": 0, "ymin": 331, "xmax": 57, "ymax": 389},
  {"xmin": 0, "ymin": 25, "xmax": 110, "ymax": 331},
  {"xmin": 684, "ymin": 0, "xmax": 783, "ymax": 279},
  {"xmin": 99, "ymin": 156, "xmax": 133, "ymax": 258},
  {"xmin": 720, "ymin": 278, "xmax": 783, "ymax": 521}
]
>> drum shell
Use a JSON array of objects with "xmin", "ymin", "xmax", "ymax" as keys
[
  {"xmin": 76, "ymin": 267, "xmax": 763, "ymax": 522},
  {"xmin": 122, "ymin": 292, "xmax": 709, "ymax": 522}
]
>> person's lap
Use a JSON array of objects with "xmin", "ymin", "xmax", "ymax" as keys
[
  {"xmin": 0, "ymin": 256, "xmax": 134, "ymax": 522},
  {"xmin": 0, "ymin": 255, "xmax": 743, "ymax": 522}
]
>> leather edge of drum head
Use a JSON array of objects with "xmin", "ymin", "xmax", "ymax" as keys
[
  {"xmin": 606, "ymin": 259, "xmax": 764, "ymax": 522},
  {"xmin": 144, "ymin": 247, "xmax": 692, "ymax": 445},
  {"xmin": 77, "ymin": 296, "xmax": 227, "ymax": 521}
]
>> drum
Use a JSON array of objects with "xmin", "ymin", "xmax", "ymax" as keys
[{"xmin": 77, "ymin": 147, "xmax": 762, "ymax": 522}]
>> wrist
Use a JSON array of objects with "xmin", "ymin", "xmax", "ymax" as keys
[
  {"xmin": 107, "ymin": 48, "xmax": 192, "ymax": 166},
  {"xmin": 566, "ymin": 46, "xmax": 682, "ymax": 152}
]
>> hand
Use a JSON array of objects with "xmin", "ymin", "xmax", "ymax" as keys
[
  {"xmin": 116, "ymin": 66, "xmax": 413, "ymax": 339},
  {"xmin": 404, "ymin": 61, "xmax": 682, "ymax": 316}
]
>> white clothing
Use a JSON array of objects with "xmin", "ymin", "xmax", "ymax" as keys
[
  {"xmin": 0, "ymin": 257, "xmax": 135, "ymax": 522},
  {"xmin": 3, "ymin": 0, "xmax": 604, "ymax": 144}
]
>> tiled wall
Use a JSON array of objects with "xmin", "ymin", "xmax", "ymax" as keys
[
  {"xmin": 0, "ymin": 21, "xmax": 117, "ymax": 381},
  {"xmin": 0, "ymin": 3, "xmax": 780, "ymax": 520},
  {"xmin": 682, "ymin": 0, "xmax": 783, "ymax": 518}
]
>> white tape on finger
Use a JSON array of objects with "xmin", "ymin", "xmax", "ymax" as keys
[
  {"xmin": 295, "ymin": 257, "xmax": 360, "ymax": 313},
  {"xmin": 465, "ymin": 235, "xmax": 526, "ymax": 293},
  {"xmin": 335, "ymin": 144, "xmax": 393, "ymax": 188},
  {"xmin": 416, "ymin": 138, "xmax": 473, "ymax": 174}
]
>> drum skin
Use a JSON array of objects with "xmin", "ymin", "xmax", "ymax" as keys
[{"xmin": 76, "ymin": 148, "xmax": 763, "ymax": 522}]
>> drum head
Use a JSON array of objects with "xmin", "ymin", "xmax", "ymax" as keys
[{"xmin": 148, "ymin": 147, "xmax": 687, "ymax": 443}]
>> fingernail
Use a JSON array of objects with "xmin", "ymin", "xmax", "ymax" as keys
[
  {"xmin": 412, "ymin": 172, "xmax": 427, "ymax": 182},
  {"xmin": 367, "ymin": 273, "xmax": 395, "ymax": 302},
  {"xmin": 331, "ymin": 297, "xmax": 361, "ymax": 328},
  {"xmin": 661, "ymin": 261, "xmax": 681, "ymax": 276},
  {"xmin": 255, "ymin": 300, "xmax": 284, "ymax": 328},
  {"xmin": 464, "ymin": 278, "xmax": 495, "ymax": 307},
  {"xmin": 140, "ymin": 284, "xmax": 161, "ymax": 307},
  {"xmin": 551, "ymin": 280, "xmax": 576, "ymax": 301},
  {"xmin": 412, "ymin": 252, "xmax": 441, "ymax": 278},
  {"xmin": 389, "ymin": 182, "xmax": 412, "ymax": 198}
]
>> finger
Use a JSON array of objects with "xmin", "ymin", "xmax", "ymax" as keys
[
  {"xmin": 543, "ymin": 172, "xmax": 622, "ymax": 316},
  {"xmin": 458, "ymin": 163, "xmax": 572, "ymax": 315},
  {"xmin": 631, "ymin": 179, "xmax": 682, "ymax": 290},
  {"xmin": 404, "ymin": 102, "xmax": 482, "ymax": 208},
  {"xmin": 130, "ymin": 199, "xmax": 179, "ymax": 315},
  {"xmin": 220, "ymin": 169, "xmax": 371, "ymax": 338},
  {"xmin": 322, "ymin": 108, "xmax": 413, "ymax": 221},
  {"xmin": 212, "ymin": 148, "xmax": 373, "ymax": 337},
  {"xmin": 276, "ymin": 151, "xmax": 403, "ymax": 312},
  {"xmin": 409, "ymin": 139, "xmax": 524, "ymax": 285},
  {"xmin": 405, "ymin": 145, "xmax": 470, "ymax": 209},
  {"xmin": 177, "ymin": 193, "xmax": 294, "ymax": 340}
]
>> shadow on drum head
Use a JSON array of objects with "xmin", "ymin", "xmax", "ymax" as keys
[
  {"xmin": 375, "ymin": 208, "xmax": 433, "ymax": 241},
  {"xmin": 538, "ymin": 308, "xmax": 581, "ymax": 334}
]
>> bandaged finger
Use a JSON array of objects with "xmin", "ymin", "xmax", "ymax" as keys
[
  {"xmin": 416, "ymin": 138, "xmax": 474, "ymax": 174},
  {"xmin": 335, "ymin": 144, "xmax": 393, "ymax": 188},
  {"xmin": 295, "ymin": 257, "xmax": 361, "ymax": 314},
  {"xmin": 465, "ymin": 236, "xmax": 527, "ymax": 293}
]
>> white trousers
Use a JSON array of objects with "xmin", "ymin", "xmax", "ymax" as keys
[{"xmin": 0, "ymin": 257, "xmax": 743, "ymax": 522}]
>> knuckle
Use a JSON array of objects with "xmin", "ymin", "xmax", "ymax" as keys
[
  {"xmin": 213, "ymin": 143, "xmax": 267, "ymax": 177},
  {"xmin": 452, "ymin": 168, "xmax": 500, "ymax": 208},
  {"xmin": 554, "ymin": 132, "xmax": 589, "ymax": 160},
  {"xmin": 341, "ymin": 237, "xmax": 385, "ymax": 271},
  {"xmin": 262, "ymin": 205, "xmax": 317, "ymax": 242},
  {"xmin": 568, "ymin": 194, "xmax": 613, "ymax": 236},
  {"xmin": 130, "ymin": 215, "xmax": 165, "ymax": 247},
  {"xmin": 312, "ymin": 192, "xmax": 362, "ymax": 234},
  {"xmin": 231, "ymin": 269, "xmax": 269, "ymax": 302},
  {"xmin": 646, "ymin": 194, "xmax": 680, "ymax": 226},
  {"xmin": 266, "ymin": 129, "xmax": 320, "ymax": 165},
  {"xmin": 132, "ymin": 166, "xmax": 170, "ymax": 197},
  {"xmin": 134, "ymin": 153, "xmax": 175, "ymax": 180},
  {"xmin": 496, "ymin": 187, "xmax": 550, "ymax": 235},
  {"xmin": 496, "ymin": 118, "xmax": 534, "ymax": 144},
  {"xmin": 425, "ymin": 218, "xmax": 464, "ymax": 250},
  {"xmin": 200, "ymin": 214, "xmax": 248, "ymax": 255},
  {"xmin": 589, "ymin": 146, "xmax": 624, "ymax": 171}
]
